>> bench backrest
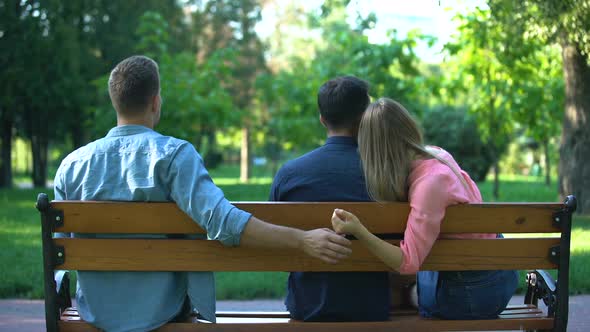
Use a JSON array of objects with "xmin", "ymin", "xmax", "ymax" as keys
[
  {"xmin": 37, "ymin": 195, "xmax": 575, "ymax": 273},
  {"xmin": 36, "ymin": 193, "xmax": 576, "ymax": 332}
]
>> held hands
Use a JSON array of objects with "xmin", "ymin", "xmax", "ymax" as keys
[
  {"xmin": 298, "ymin": 209, "xmax": 366, "ymax": 264},
  {"xmin": 301, "ymin": 228, "xmax": 352, "ymax": 264},
  {"xmin": 331, "ymin": 209, "xmax": 364, "ymax": 236}
]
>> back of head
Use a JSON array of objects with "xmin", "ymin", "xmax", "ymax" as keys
[
  {"xmin": 108, "ymin": 55, "xmax": 160, "ymax": 116},
  {"xmin": 358, "ymin": 98, "xmax": 424, "ymax": 202},
  {"xmin": 317, "ymin": 76, "xmax": 370, "ymax": 131}
]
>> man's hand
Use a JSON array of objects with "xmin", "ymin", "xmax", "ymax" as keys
[
  {"xmin": 301, "ymin": 228, "xmax": 352, "ymax": 264},
  {"xmin": 331, "ymin": 209, "xmax": 364, "ymax": 236}
]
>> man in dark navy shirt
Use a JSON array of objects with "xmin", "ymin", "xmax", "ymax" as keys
[{"xmin": 269, "ymin": 76, "xmax": 390, "ymax": 321}]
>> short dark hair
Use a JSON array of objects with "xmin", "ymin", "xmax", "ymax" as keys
[
  {"xmin": 108, "ymin": 55, "xmax": 160, "ymax": 115},
  {"xmin": 317, "ymin": 76, "xmax": 370, "ymax": 129}
]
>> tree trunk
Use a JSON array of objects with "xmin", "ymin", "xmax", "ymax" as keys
[
  {"xmin": 30, "ymin": 108, "xmax": 49, "ymax": 188},
  {"xmin": 240, "ymin": 126, "xmax": 250, "ymax": 183},
  {"xmin": 543, "ymin": 139, "xmax": 551, "ymax": 186},
  {"xmin": 26, "ymin": 140, "xmax": 32, "ymax": 176},
  {"xmin": 493, "ymin": 160, "xmax": 500, "ymax": 200},
  {"xmin": 71, "ymin": 118, "xmax": 85, "ymax": 150},
  {"xmin": 559, "ymin": 43, "xmax": 590, "ymax": 214},
  {"xmin": 0, "ymin": 114, "xmax": 13, "ymax": 188},
  {"xmin": 31, "ymin": 133, "xmax": 48, "ymax": 188}
]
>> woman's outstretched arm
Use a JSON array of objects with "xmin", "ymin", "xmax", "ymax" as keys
[{"xmin": 332, "ymin": 209, "xmax": 403, "ymax": 271}]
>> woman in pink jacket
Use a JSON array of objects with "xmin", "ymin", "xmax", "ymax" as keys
[{"xmin": 332, "ymin": 98, "xmax": 518, "ymax": 319}]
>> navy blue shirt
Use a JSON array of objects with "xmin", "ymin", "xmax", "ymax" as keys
[{"xmin": 269, "ymin": 136, "xmax": 391, "ymax": 321}]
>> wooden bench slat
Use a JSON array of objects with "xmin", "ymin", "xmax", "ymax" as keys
[
  {"xmin": 162, "ymin": 316, "xmax": 556, "ymax": 331},
  {"xmin": 58, "ymin": 316, "xmax": 555, "ymax": 332},
  {"xmin": 497, "ymin": 312, "xmax": 547, "ymax": 319},
  {"xmin": 216, "ymin": 311, "xmax": 291, "ymax": 318},
  {"xmin": 497, "ymin": 308, "xmax": 544, "ymax": 315},
  {"xmin": 55, "ymin": 238, "xmax": 559, "ymax": 271},
  {"xmin": 59, "ymin": 308, "xmax": 552, "ymax": 331},
  {"xmin": 504, "ymin": 304, "xmax": 538, "ymax": 310},
  {"xmin": 51, "ymin": 201, "xmax": 562, "ymax": 234},
  {"xmin": 62, "ymin": 306, "xmax": 542, "ymax": 320}
]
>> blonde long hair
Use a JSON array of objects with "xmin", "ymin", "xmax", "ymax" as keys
[{"xmin": 358, "ymin": 97, "xmax": 467, "ymax": 202}]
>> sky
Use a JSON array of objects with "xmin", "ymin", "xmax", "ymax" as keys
[{"xmin": 256, "ymin": 0, "xmax": 487, "ymax": 63}]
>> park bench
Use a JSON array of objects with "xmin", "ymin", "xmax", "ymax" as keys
[{"xmin": 36, "ymin": 193, "xmax": 576, "ymax": 332}]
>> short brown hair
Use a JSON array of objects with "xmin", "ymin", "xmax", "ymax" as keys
[
  {"xmin": 317, "ymin": 76, "xmax": 370, "ymax": 130},
  {"xmin": 108, "ymin": 55, "xmax": 160, "ymax": 115}
]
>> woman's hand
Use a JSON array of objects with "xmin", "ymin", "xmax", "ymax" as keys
[{"xmin": 331, "ymin": 209, "xmax": 364, "ymax": 236}]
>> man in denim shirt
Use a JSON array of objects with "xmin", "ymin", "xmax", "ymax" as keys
[{"xmin": 54, "ymin": 55, "xmax": 352, "ymax": 332}]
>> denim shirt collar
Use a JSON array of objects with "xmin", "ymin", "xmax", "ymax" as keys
[
  {"xmin": 106, "ymin": 125, "xmax": 155, "ymax": 138},
  {"xmin": 325, "ymin": 136, "xmax": 358, "ymax": 146}
]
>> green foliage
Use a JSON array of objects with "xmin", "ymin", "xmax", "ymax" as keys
[
  {"xmin": 255, "ymin": 65, "xmax": 325, "ymax": 156},
  {"xmin": 480, "ymin": 2, "xmax": 566, "ymax": 145},
  {"xmin": 488, "ymin": 0, "xmax": 590, "ymax": 61},
  {"xmin": 136, "ymin": 11, "xmax": 171, "ymax": 60},
  {"xmin": 87, "ymin": 11, "xmax": 241, "ymax": 153},
  {"xmin": 443, "ymin": 8, "xmax": 514, "ymax": 153},
  {"xmin": 510, "ymin": 44, "xmax": 564, "ymax": 143},
  {"xmin": 441, "ymin": 5, "xmax": 565, "ymax": 195},
  {"xmin": 256, "ymin": 0, "xmax": 430, "ymax": 162},
  {"xmin": 422, "ymin": 107, "xmax": 495, "ymax": 182},
  {"xmin": 0, "ymin": 0, "xmax": 193, "ymax": 186}
]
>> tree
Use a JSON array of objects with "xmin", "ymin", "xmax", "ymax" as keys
[
  {"xmin": 189, "ymin": 0, "xmax": 267, "ymax": 180},
  {"xmin": 0, "ymin": 0, "xmax": 42, "ymax": 187},
  {"xmin": 87, "ymin": 11, "xmax": 240, "ymax": 157},
  {"xmin": 422, "ymin": 106, "xmax": 495, "ymax": 182},
  {"xmin": 488, "ymin": 0, "xmax": 590, "ymax": 212},
  {"xmin": 0, "ymin": 0, "xmax": 193, "ymax": 187},
  {"xmin": 510, "ymin": 45, "xmax": 564, "ymax": 185},
  {"xmin": 0, "ymin": 0, "xmax": 66, "ymax": 187},
  {"xmin": 255, "ymin": 0, "xmax": 428, "ymax": 171},
  {"xmin": 444, "ymin": 8, "xmax": 513, "ymax": 199}
]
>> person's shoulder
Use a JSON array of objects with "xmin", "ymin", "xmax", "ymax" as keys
[
  {"xmin": 148, "ymin": 131, "xmax": 186, "ymax": 146},
  {"xmin": 425, "ymin": 146, "xmax": 456, "ymax": 162},
  {"xmin": 276, "ymin": 146, "xmax": 325, "ymax": 177},
  {"xmin": 147, "ymin": 132, "xmax": 194, "ymax": 157},
  {"xmin": 411, "ymin": 150, "xmax": 457, "ymax": 186},
  {"xmin": 59, "ymin": 139, "xmax": 103, "ymax": 167}
]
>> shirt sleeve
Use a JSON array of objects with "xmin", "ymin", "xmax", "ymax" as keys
[
  {"xmin": 54, "ymin": 163, "xmax": 66, "ymax": 200},
  {"xmin": 53, "ymin": 164, "xmax": 71, "ymax": 239},
  {"xmin": 398, "ymin": 168, "xmax": 455, "ymax": 274},
  {"xmin": 167, "ymin": 143, "xmax": 251, "ymax": 246}
]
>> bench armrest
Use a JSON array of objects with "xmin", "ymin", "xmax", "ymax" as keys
[
  {"xmin": 524, "ymin": 269, "xmax": 557, "ymax": 316},
  {"xmin": 55, "ymin": 270, "xmax": 72, "ymax": 313}
]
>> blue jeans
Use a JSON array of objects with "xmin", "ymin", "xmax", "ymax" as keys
[{"xmin": 417, "ymin": 269, "xmax": 518, "ymax": 319}]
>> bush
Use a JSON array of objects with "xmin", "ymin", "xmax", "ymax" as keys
[{"xmin": 421, "ymin": 106, "xmax": 494, "ymax": 182}]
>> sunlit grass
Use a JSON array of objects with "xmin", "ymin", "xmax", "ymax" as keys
[
  {"xmin": 213, "ymin": 177, "xmax": 273, "ymax": 185},
  {"xmin": 478, "ymin": 178, "xmax": 559, "ymax": 202}
]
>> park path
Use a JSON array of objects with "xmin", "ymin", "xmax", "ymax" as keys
[{"xmin": 1, "ymin": 296, "xmax": 590, "ymax": 331}]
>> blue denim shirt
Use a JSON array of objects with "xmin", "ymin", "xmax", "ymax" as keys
[{"xmin": 54, "ymin": 125, "xmax": 251, "ymax": 332}]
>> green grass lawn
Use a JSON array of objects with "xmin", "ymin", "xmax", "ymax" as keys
[
  {"xmin": 478, "ymin": 174, "xmax": 560, "ymax": 202},
  {"xmin": 0, "ymin": 169, "xmax": 587, "ymax": 300}
]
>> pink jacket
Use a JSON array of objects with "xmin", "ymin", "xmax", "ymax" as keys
[{"xmin": 398, "ymin": 147, "xmax": 496, "ymax": 274}]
